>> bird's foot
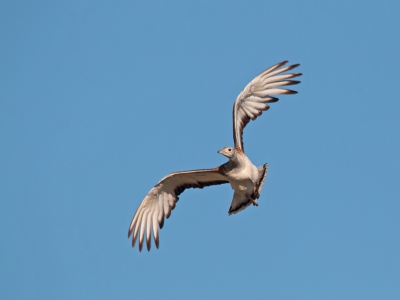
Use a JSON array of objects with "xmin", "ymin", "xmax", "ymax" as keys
[
  {"xmin": 246, "ymin": 194, "xmax": 258, "ymax": 206},
  {"xmin": 251, "ymin": 199, "xmax": 258, "ymax": 206}
]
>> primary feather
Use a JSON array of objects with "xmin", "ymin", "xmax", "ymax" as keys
[{"xmin": 128, "ymin": 61, "xmax": 301, "ymax": 251}]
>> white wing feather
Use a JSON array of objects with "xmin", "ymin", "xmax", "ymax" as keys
[
  {"xmin": 128, "ymin": 168, "xmax": 228, "ymax": 251},
  {"xmin": 233, "ymin": 61, "xmax": 302, "ymax": 152}
]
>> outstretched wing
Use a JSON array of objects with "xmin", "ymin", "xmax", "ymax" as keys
[
  {"xmin": 233, "ymin": 61, "xmax": 302, "ymax": 152},
  {"xmin": 128, "ymin": 167, "xmax": 229, "ymax": 251}
]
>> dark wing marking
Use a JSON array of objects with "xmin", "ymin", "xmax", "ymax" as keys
[
  {"xmin": 233, "ymin": 61, "xmax": 301, "ymax": 152},
  {"xmin": 128, "ymin": 167, "xmax": 229, "ymax": 251}
]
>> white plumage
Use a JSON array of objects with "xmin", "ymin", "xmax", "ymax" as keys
[{"xmin": 128, "ymin": 61, "xmax": 302, "ymax": 251}]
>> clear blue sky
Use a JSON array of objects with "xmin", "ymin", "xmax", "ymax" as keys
[{"xmin": 1, "ymin": 1, "xmax": 399, "ymax": 299}]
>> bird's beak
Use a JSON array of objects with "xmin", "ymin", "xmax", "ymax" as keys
[{"xmin": 217, "ymin": 149, "xmax": 222, "ymax": 154}]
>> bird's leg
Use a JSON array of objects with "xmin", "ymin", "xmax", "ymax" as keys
[{"xmin": 246, "ymin": 194, "xmax": 258, "ymax": 206}]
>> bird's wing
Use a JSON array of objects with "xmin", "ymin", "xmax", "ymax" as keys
[
  {"xmin": 232, "ymin": 61, "xmax": 301, "ymax": 152},
  {"xmin": 128, "ymin": 167, "xmax": 229, "ymax": 251},
  {"xmin": 253, "ymin": 163, "xmax": 268, "ymax": 199}
]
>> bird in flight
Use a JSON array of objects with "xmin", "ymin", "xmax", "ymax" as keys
[{"xmin": 128, "ymin": 61, "xmax": 301, "ymax": 251}]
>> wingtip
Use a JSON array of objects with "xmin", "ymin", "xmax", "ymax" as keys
[
  {"xmin": 285, "ymin": 89, "xmax": 298, "ymax": 94},
  {"xmin": 159, "ymin": 217, "xmax": 164, "ymax": 229},
  {"xmin": 139, "ymin": 237, "xmax": 144, "ymax": 252},
  {"xmin": 275, "ymin": 60, "xmax": 289, "ymax": 68},
  {"xmin": 147, "ymin": 239, "xmax": 151, "ymax": 251},
  {"xmin": 288, "ymin": 80, "xmax": 301, "ymax": 86},
  {"xmin": 132, "ymin": 233, "xmax": 138, "ymax": 248}
]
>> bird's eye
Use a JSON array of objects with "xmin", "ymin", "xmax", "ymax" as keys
[{"xmin": 228, "ymin": 149, "xmax": 232, "ymax": 151}]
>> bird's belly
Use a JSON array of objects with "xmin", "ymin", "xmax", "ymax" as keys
[
  {"xmin": 229, "ymin": 164, "xmax": 257, "ymax": 181},
  {"xmin": 229, "ymin": 179, "xmax": 254, "ymax": 196}
]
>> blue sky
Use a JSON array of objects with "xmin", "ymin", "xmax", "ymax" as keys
[{"xmin": 1, "ymin": 1, "xmax": 399, "ymax": 299}]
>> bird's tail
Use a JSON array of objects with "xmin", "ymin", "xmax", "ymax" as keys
[{"xmin": 228, "ymin": 193, "xmax": 252, "ymax": 215}]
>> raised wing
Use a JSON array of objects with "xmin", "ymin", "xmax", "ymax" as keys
[
  {"xmin": 233, "ymin": 61, "xmax": 301, "ymax": 152},
  {"xmin": 128, "ymin": 167, "xmax": 229, "ymax": 251}
]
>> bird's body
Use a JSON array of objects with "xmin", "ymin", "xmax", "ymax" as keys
[
  {"xmin": 223, "ymin": 152, "xmax": 259, "ymax": 186},
  {"xmin": 218, "ymin": 147, "xmax": 265, "ymax": 213},
  {"xmin": 128, "ymin": 61, "xmax": 301, "ymax": 251}
]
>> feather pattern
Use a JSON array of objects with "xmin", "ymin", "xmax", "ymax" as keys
[
  {"xmin": 233, "ymin": 61, "xmax": 301, "ymax": 152},
  {"xmin": 128, "ymin": 61, "xmax": 302, "ymax": 251},
  {"xmin": 128, "ymin": 167, "xmax": 229, "ymax": 251}
]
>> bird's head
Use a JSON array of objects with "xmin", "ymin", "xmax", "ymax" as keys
[{"xmin": 217, "ymin": 146, "xmax": 236, "ymax": 159}]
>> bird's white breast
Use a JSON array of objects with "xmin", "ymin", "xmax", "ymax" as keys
[{"xmin": 226, "ymin": 155, "xmax": 259, "ymax": 195}]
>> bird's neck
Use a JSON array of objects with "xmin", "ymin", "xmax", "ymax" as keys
[
  {"xmin": 222, "ymin": 155, "xmax": 245, "ymax": 174},
  {"xmin": 228, "ymin": 156, "xmax": 240, "ymax": 167}
]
